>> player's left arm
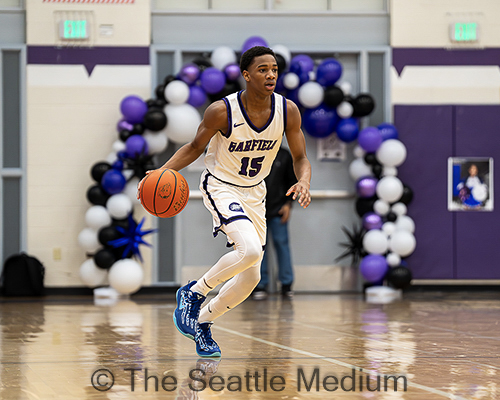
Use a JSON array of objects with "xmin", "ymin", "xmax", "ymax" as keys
[{"xmin": 284, "ymin": 100, "xmax": 312, "ymax": 209}]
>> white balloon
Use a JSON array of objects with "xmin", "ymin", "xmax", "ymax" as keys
[
  {"xmin": 106, "ymin": 193, "xmax": 133, "ymax": 219},
  {"xmin": 383, "ymin": 166, "xmax": 398, "ymax": 177},
  {"xmin": 353, "ymin": 145, "xmax": 365, "ymax": 159},
  {"xmin": 272, "ymin": 44, "xmax": 291, "ymax": 65},
  {"xmin": 362, "ymin": 229, "xmax": 388, "ymax": 255},
  {"xmin": 374, "ymin": 199, "xmax": 390, "ymax": 216},
  {"xmin": 472, "ymin": 184, "xmax": 488, "ymax": 202},
  {"xmin": 79, "ymin": 259, "xmax": 107, "ymax": 288},
  {"xmin": 283, "ymin": 72, "xmax": 300, "ymax": 90},
  {"xmin": 112, "ymin": 140, "xmax": 126, "ymax": 154},
  {"xmin": 389, "ymin": 230, "xmax": 416, "ymax": 257},
  {"xmin": 123, "ymin": 177, "xmax": 141, "ymax": 205},
  {"xmin": 376, "ymin": 139, "xmax": 407, "ymax": 167},
  {"xmin": 85, "ymin": 206, "xmax": 111, "ymax": 230},
  {"xmin": 339, "ymin": 81, "xmax": 352, "ymax": 95},
  {"xmin": 382, "ymin": 221, "xmax": 396, "ymax": 236},
  {"xmin": 210, "ymin": 46, "xmax": 237, "ymax": 70},
  {"xmin": 386, "ymin": 252, "xmax": 401, "ymax": 267},
  {"xmin": 106, "ymin": 152, "xmax": 117, "ymax": 164},
  {"xmin": 376, "ymin": 176, "xmax": 404, "ymax": 203},
  {"xmin": 143, "ymin": 130, "xmax": 168, "ymax": 154},
  {"xmin": 395, "ymin": 215, "xmax": 415, "ymax": 233},
  {"xmin": 164, "ymin": 103, "xmax": 201, "ymax": 144},
  {"xmin": 78, "ymin": 228, "xmax": 101, "ymax": 253},
  {"xmin": 391, "ymin": 202, "xmax": 407, "ymax": 216},
  {"xmin": 164, "ymin": 80, "xmax": 190, "ymax": 105},
  {"xmin": 298, "ymin": 81, "xmax": 324, "ymax": 108},
  {"xmin": 349, "ymin": 158, "xmax": 373, "ymax": 181},
  {"xmin": 108, "ymin": 259, "xmax": 144, "ymax": 295},
  {"xmin": 337, "ymin": 101, "xmax": 353, "ymax": 118},
  {"xmin": 308, "ymin": 70, "xmax": 316, "ymax": 81}
]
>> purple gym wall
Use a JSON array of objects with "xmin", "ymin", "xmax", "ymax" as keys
[{"xmin": 395, "ymin": 105, "xmax": 500, "ymax": 280}]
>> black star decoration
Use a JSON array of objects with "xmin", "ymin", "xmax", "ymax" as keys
[{"xmin": 335, "ymin": 224, "xmax": 366, "ymax": 266}]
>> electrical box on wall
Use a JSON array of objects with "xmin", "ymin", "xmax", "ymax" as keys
[{"xmin": 317, "ymin": 134, "xmax": 346, "ymax": 161}]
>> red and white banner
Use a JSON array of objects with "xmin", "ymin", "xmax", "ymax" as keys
[{"xmin": 43, "ymin": 0, "xmax": 134, "ymax": 3}]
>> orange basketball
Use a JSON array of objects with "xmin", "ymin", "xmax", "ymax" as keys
[{"xmin": 139, "ymin": 169, "xmax": 189, "ymax": 218}]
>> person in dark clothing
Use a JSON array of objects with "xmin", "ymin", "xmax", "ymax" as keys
[{"xmin": 254, "ymin": 147, "xmax": 297, "ymax": 299}]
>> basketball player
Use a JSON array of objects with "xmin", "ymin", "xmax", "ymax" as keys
[{"xmin": 137, "ymin": 46, "xmax": 311, "ymax": 358}]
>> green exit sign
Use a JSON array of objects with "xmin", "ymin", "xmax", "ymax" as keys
[
  {"xmin": 59, "ymin": 20, "xmax": 89, "ymax": 40},
  {"xmin": 451, "ymin": 22, "xmax": 478, "ymax": 42}
]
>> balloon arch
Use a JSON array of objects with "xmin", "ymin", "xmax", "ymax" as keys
[{"xmin": 77, "ymin": 35, "xmax": 413, "ymax": 294}]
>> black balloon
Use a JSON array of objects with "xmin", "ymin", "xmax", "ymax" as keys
[
  {"xmin": 398, "ymin": 184, "xmax": 414, "ymax": 205},
  {"xmin": 91, "ymin": 162, "xmax": 112, "ymax": 183},
  {"xmin": 208, "ymin": 81, "xmax": 241, "ymax": 102},
  {"xmin": 355, "ymin": 196, "xmax": 377, "ymax": 218},
  {"xmin": 86, "ymin": 184, "xmax": 110, "ymax": 206},
  {"xmin": 275, "ymin": 53, "xmax": 287, "ymax": 75},
  {"xmin": 323, "ymin": 86, "xmax": 344, "ymax": 108},
  {"xmin": 386, "ymin": 266, "xmax": 412, "ymax": 289},
  {"xmin": 94, "ymin": 249, "xmax": 116, "ymax": 270},
  {"xmin": 155, "ymin": 84, "xmax": 167, "ymax": 102},
  {"xmin": 192, "ymin": 55, "xmax": 213, "ymax": 71},
  {"xmin": 119, "ymin": 129, "xmax": 133, "ymax": 142},
  {"xmin": 143, "ymin": 110, "xmax": 167, "ymax": 132},
  {"xmin": 163, "ymin": 74, "xmax": 176, "ymax": 86},
  {"xmin": 146, "ymin": 98, "xmax": 166, "ymax": 109},
  {"xmin": 352, "ymin": 93, "xmax": 375, "ymax": 117},
  {"xmin": 131, "ymin": 124, "xmax": 145, "ymax": 136},
  {"xmin": 386, "ymin": 212, "xmax": 398, "ymax": 222},
  {"xmin": 372, "ymin": 164, "xmax": 383, "ymax": 179},
  {"xmin": 98, "ymin": 226, "xmax": 122, "ymax": 247},
  {"xmin": 112, "ymin": 217, "xmax": 130, "ymax": 230},
  {"xmin": 364, "ymin": 153, "xmax": 378, "ymax": 165}
]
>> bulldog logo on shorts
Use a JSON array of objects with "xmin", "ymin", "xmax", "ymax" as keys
[{"xmin": 229, "ymin": 202, "xmax": 243, "ymax": 212}]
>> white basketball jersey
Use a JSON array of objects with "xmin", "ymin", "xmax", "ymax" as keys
[{"xmin": 204, "ymin": 91, "xmax": 287, "ymax": 187}]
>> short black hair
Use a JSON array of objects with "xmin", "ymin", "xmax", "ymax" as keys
[{"xmin": 240, "ymin": 46, "xmax": 277, "ymax": 73}]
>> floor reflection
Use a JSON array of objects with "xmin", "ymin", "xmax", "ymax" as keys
[{"xmin": 0, "ymin": 292, "xmax": 499, "ymax": 399}]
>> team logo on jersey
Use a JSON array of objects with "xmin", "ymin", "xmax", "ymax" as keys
[{"xmin": 229, "ymin": 202, "xmax": 244, "ymax": 212}]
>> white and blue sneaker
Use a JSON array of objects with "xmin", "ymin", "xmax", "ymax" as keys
[
  {"xmin": 173, "ymin": 281, "xmax": 206, "ymax": 340},
  {"xmin": 195, "ymin": 322, "xmax": 221, "ymax": 358}
]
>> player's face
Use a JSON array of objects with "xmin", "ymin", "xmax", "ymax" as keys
[
  {"xmin": 469, "ymin": 165, "xmax": 478, "ymax": 176},
  {"xmin": 243, "ymin": 54, "xmax": 278, "ymax": 94}
]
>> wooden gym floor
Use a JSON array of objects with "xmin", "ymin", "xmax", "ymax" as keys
[{"xmin": 0, "ymin": 291, "xmax": 499, "ymax": 399}]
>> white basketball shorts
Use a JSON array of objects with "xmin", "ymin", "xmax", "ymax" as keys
[{"xmin": 199, "ymin": 169, "xmax": 267, "ymax": 248}]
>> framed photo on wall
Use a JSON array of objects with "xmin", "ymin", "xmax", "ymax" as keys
[{"xmin": 448, "ymin": 157, "xmax": 493, "ymax": 211}]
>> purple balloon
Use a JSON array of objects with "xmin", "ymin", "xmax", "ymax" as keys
[
  {"xmin": 357, "ymin": 177, "xmax": 378, "ymax": 198},
  {"xmin": 241, "ymin": 36, "xmax": 269, "ymax": 54},
  {"xmin": 178, "ymin": 63, "xmax": 200, "ymax": 85},
  {"xmin": 188, "ymin": 85, "xmax": 207, "ymax": 108},
  {"xmin": 120, "ymin": 95, "xmax": 148, "ymax": 124},
  {"xmin": 362, "ymin": 212, "xmax": 383, "ymax": 230},
  {"xmin": 290, "ymin": 54, "xmax": 315, "ymax": 75},
  {"xmin": 101, "ymin": 169, "xmax": 126, "ymax": 195},
  {"xmin": 302, "ymin": 105, "xmax": 338, "ymax": 138},
  {"xmin": 200, "ymin": 67, "xmax": 226, "ymax": 94},
  {"xmin": 316, "ymin": 58, "xmax": 343, "ymax": 86},
  {"xmin": 358, "ymin": 126, "xmax": 383, "ymax": 152},
  {"xmin": 360, "ymin": 255, "xmax": 389, "ymax": 283},
  {"xmin": 378, "ymin": 123, "xmax": 399, "ymax": 141},
  {"xmin": 125, "ymin": 134, "xmax": 148, "ymax": 158},
  {"xmin": 224, "ymin": 63, "xmax": 241, "ymax": 81},
  {"xmin": 117, "ymin": 118, "xmax": 133, "ymax": 132},
  {"xmin": 336, "ymin": 117, "xmax": 359, "ymax": 142}
]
